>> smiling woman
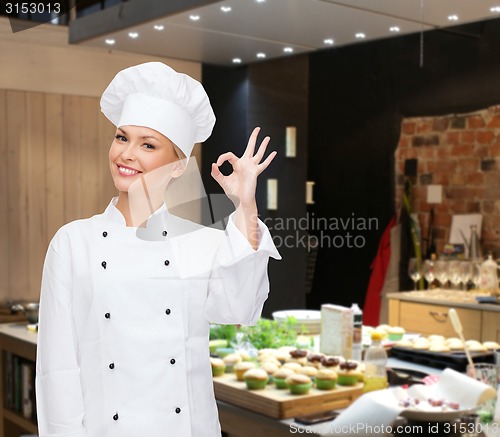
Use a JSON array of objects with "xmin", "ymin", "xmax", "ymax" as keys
[{"xmin": 35, "ymin": 62, "xmax": 281, "ymax": 437}]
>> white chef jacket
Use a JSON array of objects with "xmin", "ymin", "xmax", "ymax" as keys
[{"xmin": 35, "ymin": 197, "xmax": 281, "ymax": 437}]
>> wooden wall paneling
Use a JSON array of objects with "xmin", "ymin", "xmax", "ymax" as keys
[
  {"xmin": 80, "ymin": 97, "xmax": 100, "ymax": 218},
  {"xmin": 62, "ymin": 95, "xmax": 82, "ymax": 223},
  {"xmin": 0, "ymin": 91, "xmax": 8, "ymax": 300},
  {"xmin": 45, "ymin": 94, "xmax": 64, "ymax": 242},
  {"xmin": 97, "ymin": 112, "xmax": 117, "ymax": 211},
  {"xmin": 6, "ymin": 91, "xmax": 27, "ymax": 302},
  {"xmin": 26, "ymin": 92, "xmax": 47, "ymax": 302}
]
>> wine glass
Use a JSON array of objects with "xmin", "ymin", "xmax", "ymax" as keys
[
  {"xmin": 435, "ymin": 260, "xmax": 449, "ymax": 289},
  {"xmin": 448, "ymin": 260, "xmax": 462, "ymax": 290},
  {"xmin": 459, "ymin": 261, "xmax": 473, "ymax": 291},
  {"xmin": 408, "ymin": 258, "xmax": 422, "ymax": 290},
  {"xmin": 471, "ymin": 261, "xmax": 481, "ymax": 290},
  {"xmin": 423, "ymin": 259, "xmax": 435, "ymax": 290}
]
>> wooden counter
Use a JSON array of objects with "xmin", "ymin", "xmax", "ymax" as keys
[{"xmin": 388, "ymin": 290, "xmax": 500, "ymax": 341}]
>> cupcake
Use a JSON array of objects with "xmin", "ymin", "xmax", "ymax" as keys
[
  {"xmin": 286, "ymin": 349, "xmax": 308, "ymax": 365},
  {"xmin": 211, "ymin": 357, "xmax": 225, "ymax": 377},
  {"xmin": 412, "ymin": 338, "xmax": 430, "ymax": 350},
  {"xmin": 282, "ymin": 362, "xmax": 303, "ymax": 372},
  {"xmin": 387, "ymin": 326, "xmax": 405, "ymax": 341},
  {"xmin": 286, "ymin": 374, "xmax": 312, "ymax": 395},
  {"xmin": 274, "ymin": 350, "xmax": 290, "ymax": 364},
  {"xmin": 223, "ymin": 353, "xmax": 242, "ymax": 373},
  {"xmin": 260, "ymin": 361, "xmax": 280, "ymax": 383},
  {"xmin": 243, "ymin": 368, "xmax": 269, "ymax": 390},
  {"xmin": 315, "ymin": 369, "xmax": 338, "ymax": 390},
  {"xmin": 337, "ymin": 361, "xmax": 361, "ymax": 386},
  {"xmin": 237, "ymin": 350, "xmax": 252, "ymax": 362},
  {"xmin": 209, "ymin": 339, "xmax": 228, "ymax": 353},
  {"xmin": 234, "ymin": 361, "xmax": 256, "ymax": 381},
  {"xmin": 298, "ymin": 366, "xmax": 318, "ymax": 379},
  {"xmin": 483, "ymin": 341, "xmax": 500, "ymax": 350},
  {"xmin": 272, "ymin": 368, "xmax": 295, "ymax": 389},
  {"xmin": 467, "ymin": 341, "xmax": 487, "ymax": 352},
  {"xmin": 306, "ymin": 353, "xmax": 324, "ymax": 369},
  {"xmin": 447, "ymin": 339, "xmax": 464, "ymax": 351},
  {"xmin": 320, "ymin": 356, "xmax": 340, "ymax": 370},
  {"xmin": 258, "ymin": 348, "xmax": 278, "ymax": 356}
]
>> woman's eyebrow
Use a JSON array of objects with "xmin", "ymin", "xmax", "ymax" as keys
[
  {"xmin": 142, "ymin": 135, "xmax": 160, "ymax": 141},
  {"xmin": 118, "ymin": 127, "xmax": 127, "ymax": 135}
]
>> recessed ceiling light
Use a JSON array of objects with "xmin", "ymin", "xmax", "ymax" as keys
[
  {"xmin": 283, "ymin": 47, "xmax": 294, "ymax": 53},
  {"xmin": 154, "ymin": 25, "xmax": 164, "ymax": 31},
  {"xmin": 389, "ymin": 26, "xmax": 400, "ymax": 32},
  {"xmin": 221, "ymin": 6, "xmax": 231, "ymax": 13},
  {"xmin": 324, "ymin": 38, "xmax": 334, "ymax": 45},
  {"xmin": 490, "ymin": 6, "xmax": 500, "ymax": 12},
  {"xmin": 448, "ymin": 14, "xmax": 459, "ymax": 21},
  {"xmin": 355, "ymin": 32, "xmax": 366, "ymax": 39},
  {"xmin": 128, "ymin": 32, "xmax": 139, "ymax": 39},
  {"xmin": 232, "ymin": 58, "xmax": 242, "ymax": 64},
  {"xmin": 189, "ymin": 14, "xmax": 200, "ymax": 21},
  {"xmin": 105, "ymin": 38, "xmax": 115, "ymax": 45},
  {"xmin": 256, "ymin": 0, "xmax": 266, "ymax": 3},
  {"xmin": 256, "ymin": 52, "xmax": 266, "ymax": 59}
]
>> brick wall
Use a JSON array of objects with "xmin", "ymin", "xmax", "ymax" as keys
[{"xmin": 395, "ymin": 105, "xmax": 500, "ymax": 257}]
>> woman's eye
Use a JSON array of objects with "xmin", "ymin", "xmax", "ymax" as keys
[
  {"xmin": 115, "ymin": 134, "xmax": 127, "ymax": 141},
  {"xmin": 144, "ymin": 143, "xmax": 156, "ymax": 150}
]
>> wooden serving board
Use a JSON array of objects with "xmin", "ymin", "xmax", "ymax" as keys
[{"xmin": 213, "ymin": 373, "xmax": 363, "ymax": 419}]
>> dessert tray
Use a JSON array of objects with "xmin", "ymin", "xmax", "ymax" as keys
[{"xmin": 213, "ymin": 373, "xmax": 362, "ymax": 419}]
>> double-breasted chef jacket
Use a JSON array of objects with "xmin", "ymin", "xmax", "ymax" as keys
[{"xmin": 36, "ymin": 196, "xmax": 281, "ymax": 437}]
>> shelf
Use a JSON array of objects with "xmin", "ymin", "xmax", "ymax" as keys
[{"xmin": 3, "ymin": 408, "xmax": 37, "ymax": 434}]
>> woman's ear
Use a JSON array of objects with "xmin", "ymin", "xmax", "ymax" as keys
[{"xmin": 171, "ymin": 158, "xmax": 187, "ymax": 179}]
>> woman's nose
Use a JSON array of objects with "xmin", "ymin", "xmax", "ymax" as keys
[{"xmin": 120, "ymin": 143, "xmax": 136, "ymax": 160}]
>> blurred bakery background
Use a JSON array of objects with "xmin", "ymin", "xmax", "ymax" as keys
[
  {"xmin": 3, "ymin": 0, "xmax": 500, "ymax": 316},
  {"xmin": 3, "ymin": 1, "xmax": 500, "ymax": 436}
]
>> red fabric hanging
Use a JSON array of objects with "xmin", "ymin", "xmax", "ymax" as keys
[{"xmin": 363, "ymin": 215, "xmax": 397, "ymax": 326}]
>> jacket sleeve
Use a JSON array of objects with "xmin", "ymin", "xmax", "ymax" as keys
[
  {"xmin": 204, "ymin": 212, "xmax": 281, "ymax": 325},
  {"xmin": 35, "ymin": 233, "xmax": 88, "ymax": 437}
]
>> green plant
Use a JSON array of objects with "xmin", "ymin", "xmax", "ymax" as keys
[{"xmin": 240, "ymin": 317, "xmax": 298, "ymax": 349}]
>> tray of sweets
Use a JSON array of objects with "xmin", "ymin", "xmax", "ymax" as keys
[
  {"xmin": 390, "ymin": 346, "xmax": 495, "ymax": 372},
  {"xmin": 213, "ymin": 373, "xmax": 363, "ymax": 419}
]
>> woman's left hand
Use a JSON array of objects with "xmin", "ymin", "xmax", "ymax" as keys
[{"xmin": 211, "ymin": 127, "xmax": 277, "ymax": 207}]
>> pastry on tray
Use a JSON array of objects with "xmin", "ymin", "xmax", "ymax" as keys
[
  {"xmin": 286, "ymin": 373, "xmax": 313, "ymax": 395},
  {"xmin": 337, "ymin": 361, "xmax": 361, "ymax": 386},
  {"xmin": 272, "ymin": 368, "xmax": 295, "ymax": 389},
  {"xmin": 315, "ymin": 369, "xmax": 338, "ymax": 390},
  {"xmin": 387, "ymin": 326, "xmax": 406, "ymax": 341},
  {"xmin": 234, "ymin": 361, "xmax": 256, "ymax": 381},
  {"xmin": 211, "ymin": 357, "xmax": 225, "ymax": 377},
  {"xmin": 243, "ymin": 368, "xmax": 269, "ymax": 390},
  {"xmin": 223, "ymin": 353, "xmax": 242, "ymax": 373}
]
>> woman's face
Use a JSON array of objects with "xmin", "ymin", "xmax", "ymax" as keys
[{"xmin": 108, "ymin": 125, "xmax": 179, "ymax": 193}]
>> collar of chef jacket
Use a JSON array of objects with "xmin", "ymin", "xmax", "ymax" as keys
[{"xmin": 104, "ymin": 196, "xmax": 189, "ymax": 242}]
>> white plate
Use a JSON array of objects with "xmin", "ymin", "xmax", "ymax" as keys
[
  {"xmin": 272, "ymin": 310, "xmax": 321, "ymax": 322},
  {"xmin": 272, "ymin": 310, "xmax": 321, "ymax": 334}
]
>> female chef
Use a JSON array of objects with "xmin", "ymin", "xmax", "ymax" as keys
[{"xmin": 35, "ymin": 62, "xmax": 281, "ymax": 437}]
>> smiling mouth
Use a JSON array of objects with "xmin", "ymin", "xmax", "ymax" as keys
[{"xmin": 117, "ymin": 164, "xmax": 142, "ymax": 176}]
